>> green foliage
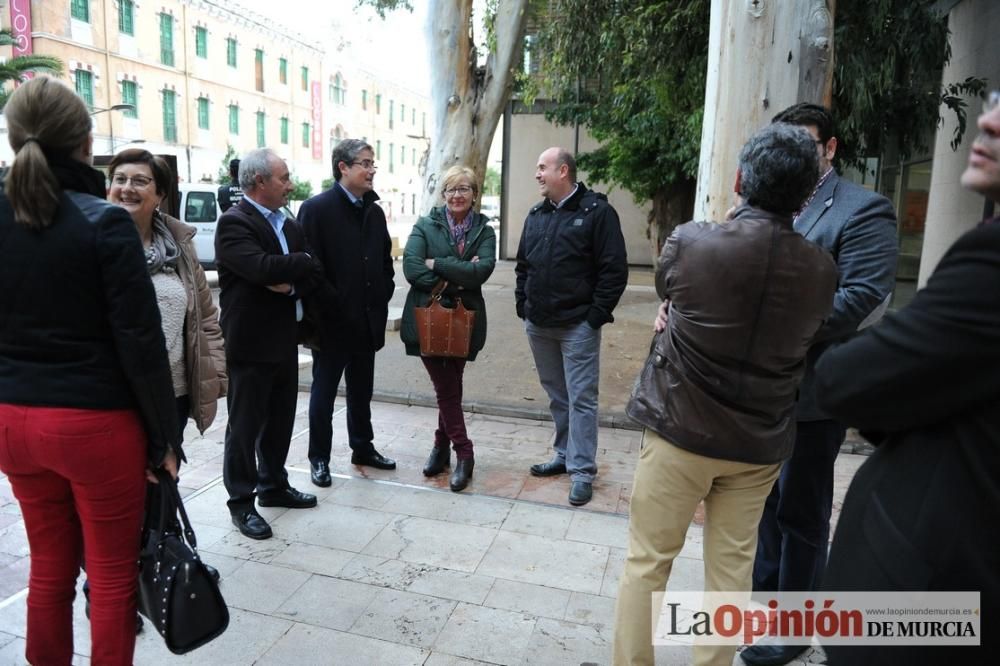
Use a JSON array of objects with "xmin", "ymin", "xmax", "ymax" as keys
[
  {"xmin": 322, "ymin": 177, "xmax": 337, "ymax": 191},
  {"xmin": 290, "ymin": 176, "xmax": 313, "ymax": 202},
  {"xmin": 0, "ymin": 30, "xmax": 63, "ymax": 109},
  {"xmin": 361, "ymin": 0, "xmax": 412, "ymax": 19},
  {"xmin": 534, "ymin": 0, "xmax": 985, "ymax": 227},
  {"xmin": 216, "ymin": 144, "xmax": 238, "ymax": 185},
  {"xmin": 530, "ymin": 0, "xmax": 709, "ymax": 206},
  {"xmin": 833, "ymin": 0, "xmax": 986, "ymax": 170},
  {"xmin": 483, "ymin": 166, "xmax": 501, "ymax": 196}
]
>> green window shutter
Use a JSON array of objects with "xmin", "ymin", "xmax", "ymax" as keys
[
  {"xmin": 301, "ymin": 122, "xmax": 310, "ymax": 148},
  {"xmin": 362, "ymin": 90, "xmax": 367, "ymax": 110},
  {"xmin": 301, "ymin": 66, "xmax": 309, "ymax": 91},
  {"xmin": 118, "ymin": 0, "xmax": 134, "ymax": 35},
  {"xmin": 71, "ymin": 0, "xmax": 89, "ymax": 22},
  {"xmin": 280, "ymin": 117, "xmax": 289, "ymax": 144},
  {"xmin": 121, "ymin": 80, "xmax": 138, "ymax": 118},
  {"xmin": 389, "ymin": 143, "xmax": 394, "ymax": 173},
  {"xmin": 279, "ymin": 58, "xmax": 287, "ymax": 84},
  {"xmin": 226, "ymin": 38, "xmax": 237, "ymax": 67},
  {"xmin": 197, "ymin": 97, "xmax": 210, "ymax": 130},
  {"xmin": 375, "ymin": 140, "xmax": 381, "ymax": 160},
  {"xmin": 162, "ymin": 90, "xmax": 177, "ymax": 142},
  {"xmin": 74, "ymin": 70, "xmax": 93, "ymax": 107},
  {"xmin": 195, "ymin": 27, "xmax": 208, "ymax": 58},
  {"xmin": 256, "ymin": 112, "xmax": 266, "ymax": 148},
  {"xmin": 376, "ymin": 94, "xmax": 381, "ymax": 114},
  {"xmin": 228, "ymin": 105, "xmax": 239, "ymax": 134},
  {"xmin": 159, "ymin": 14, "xmax": 174, "ymax": 66},
  {"xmin": 389, "ymin": 100, "xmax": 394, "ymax": 128}
]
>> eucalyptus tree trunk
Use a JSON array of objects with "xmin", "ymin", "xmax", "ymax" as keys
[
  {"xmin": 694, "ymin": 0, "xmax": 835, "ymax": 222},
  {"xmin": 420, "ymin": 0, "xmax": 529, "ymax": 215}
]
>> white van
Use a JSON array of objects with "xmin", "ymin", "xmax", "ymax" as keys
[{"xmin": 177, "ymin": 184, "xmax": 221, "ymax": 268}]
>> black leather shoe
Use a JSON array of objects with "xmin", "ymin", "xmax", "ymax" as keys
[
  {"xmin": 530, "ymin": 460, "xmax": 567, "ymax": 477},
  {"xmin": 257, "ymin": 487, "xmax": 318, "ymax": 509},
  {"xmin": 739, "ymin": 643, "xmax": 809, "ymax": 665},
  {"xmin": 204, "ymin": 563, "xmax": 221, "ymax": 584},
  {"xmin": 423, "ymin": 446, "xmax": 451, "ymax": 477},
  {"xmin": 232, "ymin": 510, "xmax": 272, "ymax": 540},
  {"xmin": 449, "ymin": 458, "xmax": 474, "ymax": 492},
  {"xmin": 568, "ymin": 481, "xmax": 593, "ymax": 506},
  {"xmin": 351, "ymin": 448, "xmax": 397, "ymax": 470},
  {"xmin": 310, "ymin": 460, "xmax": 332, "ymax": 487}
]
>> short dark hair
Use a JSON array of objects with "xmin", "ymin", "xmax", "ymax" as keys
[
  {"xmin": 109, "ymin": 148, "xmax": 173, "ymax": 197},
  {"xmin": 330, "ymin": 139, "xmax": 373, "ymax": 182},
  {"xmin": 738, "ymin": 123, "xmax": 819, "ymax": 215},
  {"xmin": 229, "ymin": 159, "xmax": 240, "ymax": 181},
  {"xmin": 555, "ymin": 148, "xmax": 577, "ymax": 182},
  {"xmin": 772, "ymin": 102, "xmax": 835, "ymax": 144}
]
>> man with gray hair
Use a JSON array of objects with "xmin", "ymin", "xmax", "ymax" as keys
[
  {"xmin": 299, "ymin": 138, "xmax": 396, "ymax": 488},
  {"xmin": 216, "ymin": 148, "xmax": 323, "ymax": 540},
  {"xmin": 612, "ymin": 124, "xmax": 838, "ymax": 666}
]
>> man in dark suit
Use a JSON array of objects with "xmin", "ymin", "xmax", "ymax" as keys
[
  {"xmin": 815, "ymin": 90, "xmax": 1000, "ymax": 666},
  {"xmin": 217, "ymin": 159, "xmax": 243, "ymax": 212},
  {"xmin": 743, "ymin": 104, "xmax": 899, "ymax": 665},
  {"xmin": 298, "ymin": 139, "xmax": 396, "ymax": 488},
  {"xmin": 216, "ymin": 148, "xmax": 322, "ymax": 540}
]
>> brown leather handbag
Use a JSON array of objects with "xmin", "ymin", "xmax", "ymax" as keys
[{"xmin": 414, "ymin": 280, "xmax": 476, "ymax": 358}]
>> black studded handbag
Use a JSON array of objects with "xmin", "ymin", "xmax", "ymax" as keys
[{"xmin": 138, "ymin": 470, "xmax": 229, "ymax": 654}]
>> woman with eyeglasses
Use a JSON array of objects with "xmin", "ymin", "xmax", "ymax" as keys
[
  {"xmin": 401, "ymin": 165, "xmax": 496, "ymax": 492},
  {"xmin": 0, "ymin": 78, "xmax": 180, "ymax": 665},
  {"xmin": 107, "ymin": 149, "xmax": 227, "ymax": 483}
]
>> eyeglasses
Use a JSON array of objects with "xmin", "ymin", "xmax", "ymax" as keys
[
  {"xmin": 444, "ymin": 186, "xmax": 474, "ymax": 197},
  {"xmin": 984, "ymin": 90, "xmax": 1000, "ymax": 114},
  {"xmin": 111, "ymin": 174, "xmax": 154, "ymax": 189},
  {"xmin": 351, "ymin": 160, "xmax": 377, "ymax": 170}
]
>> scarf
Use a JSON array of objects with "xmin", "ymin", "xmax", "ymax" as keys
[
  {"xmin": 146, "ymin": 212, "xmax": 181, "ymax": 275},
  {"xmin": 445, "ymin": 208, "xmax": 473, "ymax": 255}
]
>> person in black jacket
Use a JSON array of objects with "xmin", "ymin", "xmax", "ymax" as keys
[
  {"xmin": 217, "ymin": 158, "xmax": 243, "ymax": 212},
  {"xmin": 515, "ymin": 147, "xmax": 628, "ymax": 507},
  {"xmin": 814, "ymin": 91, "xmax": 1000, "ymax": 666},
  {"xmin": 215, "ymin": 148, "xmax": 324, "ymax": 540},
  {"xmin": 0, "ymin": 77, "xmax": 180, "ymax": 666},
  {"xmin": 299, "ymin": 139, "xmax": 396, "ymax": 488}
]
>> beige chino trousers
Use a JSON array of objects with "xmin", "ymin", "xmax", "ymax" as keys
[{"xmin": 613, "ymin": 429, "xmax": 780, "ymax": 666}]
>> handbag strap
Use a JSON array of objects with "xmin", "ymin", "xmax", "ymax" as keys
[
  {"xmin": 151, "ymin": 468, "xmax": 199, "ymax": 552},
  {"xmin": 430, "ymin": 280, "xmax": 449, "ymax": 301}
]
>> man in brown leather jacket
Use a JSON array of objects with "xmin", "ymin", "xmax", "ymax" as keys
[{"xmin": 612, "ymin": 124, "xmax": 838, "ymax": 666}]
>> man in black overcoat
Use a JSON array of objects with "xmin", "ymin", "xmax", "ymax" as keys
[{"xmin": 298, "ymin": 139, "xmax": 396, "ymax": 488}]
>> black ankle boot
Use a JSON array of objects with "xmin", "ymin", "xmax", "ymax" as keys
[
  {"xmin": 423, "ymin": 445, "xmax": 451, "ymax": 477},
  {"xmin": 449, "ymin": 458, "xmax": 474, "ymax": 492}
]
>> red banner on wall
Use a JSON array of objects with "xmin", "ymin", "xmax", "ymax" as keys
[
  {"xmin": 10, "ymin": 0, "xmax": 34, "ymax": 57},
  {"xmin": 310, "ymin": 81, "xmax": 323, "ymax": 161}
]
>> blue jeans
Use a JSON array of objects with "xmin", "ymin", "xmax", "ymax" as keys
[{"xmin": 525, "ymin": 320, "xmax": 601, "ymax": 483}]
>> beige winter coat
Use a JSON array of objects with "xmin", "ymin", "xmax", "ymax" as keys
[{"xmin": 162, "ymin": 213, "xmax": 227, "ymax": 433}]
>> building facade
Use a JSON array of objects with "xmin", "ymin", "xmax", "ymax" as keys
[{"xmin": 1, "ymin": 0, "xmax": 430, "ymax": 217}]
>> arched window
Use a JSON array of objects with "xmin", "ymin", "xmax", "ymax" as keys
[{"xmin": 331, "ymin": 73, "xmax": 346, "ymax": 105}]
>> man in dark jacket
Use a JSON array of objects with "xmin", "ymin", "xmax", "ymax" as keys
[
  {"xmin": 218, "ymin": 159, "xmax": 244, "ymax": 213},
  {"xmin": 744, "ymin": 104, "xmax": 899, "ymax": 666},
  {"xmin": 515, "ymin": 147, "xmax": 628, "ymax": 507},
  {"xmin": 815, "ymin": 90, "xmax": 1000, "ymax": 666},
  {"xmin": 216, "ymin": 148, "xmax": 323, "ymax": 540},
  {"xmin": 299, "ymin": 139, "xmax": 396, "ymax": 488},
  {"xmin": 612, "ymin": 124, "xmax": 838, "ymax": 666}
]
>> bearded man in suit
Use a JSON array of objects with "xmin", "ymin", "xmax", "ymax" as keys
[{"xmin": 743, "ymin": 103, "xmax": 899, "ymax": 665}]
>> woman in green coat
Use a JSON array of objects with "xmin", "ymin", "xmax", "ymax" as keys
[{"xmin": 401, "ymin": 165, "xmax": 496, "ymax": 492}]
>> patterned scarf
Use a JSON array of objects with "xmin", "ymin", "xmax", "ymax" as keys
[{"xmin": 445, "ymin": 208, "xmax": 473, "ymax": 255}]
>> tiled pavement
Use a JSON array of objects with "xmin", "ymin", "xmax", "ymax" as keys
[{"xmin": 0, "ymin": 396, "xmax": 864, "ymax": 665}]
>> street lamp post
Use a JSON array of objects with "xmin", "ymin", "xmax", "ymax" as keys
[{"xmin": 90, "ymin": 104, "xmax": 136, "ymax": 155}]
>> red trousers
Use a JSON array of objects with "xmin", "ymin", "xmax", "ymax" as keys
[
  {"xmin": 421, "ymin": 357, "xmax": 474, "ymax": 459},
  {"xmin": 0, "ymin": 404, "xmax": 147, "ymax": 666}
]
